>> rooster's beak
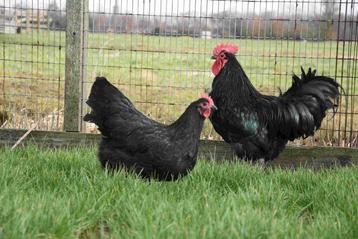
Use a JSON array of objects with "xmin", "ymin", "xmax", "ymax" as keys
[
  {"xmin": 211, "ymin": 104, "xmax": 218, "ymax": 110},
  {"xmin": 211, "ymin": 55, "xmax": 216, "ymax": 60}
]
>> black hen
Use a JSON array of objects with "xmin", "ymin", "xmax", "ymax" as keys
[
  {"xmin": 84, "ymin": 77, "xmax": 215, "ymax": 180},
  {"xmin": 209, "ymin": 43, "xmax": 340, "ymax": 161}
]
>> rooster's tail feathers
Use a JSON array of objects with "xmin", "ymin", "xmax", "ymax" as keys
[{"xmin": 279, "ymin": 67, "xmax": 341, "ymax": 140}]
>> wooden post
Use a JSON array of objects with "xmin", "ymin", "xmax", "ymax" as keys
[{"xmin": 64, "ymin": 0, "xmax": 88, "ymax": 132}]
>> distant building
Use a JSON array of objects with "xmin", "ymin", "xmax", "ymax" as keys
[
  {"xmin": 15, "ymin": 9, "xmax": 51, "ymax": 31},
  {"xmin": 201, "ymin": 31, "xmax": 212, "ymax": 39},
  {"xmin": 0, "ymin": 6, "xmax": 52, "ymax": 33},
  {"xmin": 0, "ymin": 6, "xmax": 17, "ymax": 34}
]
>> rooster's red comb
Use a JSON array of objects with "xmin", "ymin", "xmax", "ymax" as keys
[
  {"xmin": 200, "ymin": 93, "xmax": 214, "ymax": 106},
  {"xmin": 213, "ymin": 43, "xmax": 239, "ymax": 57}
]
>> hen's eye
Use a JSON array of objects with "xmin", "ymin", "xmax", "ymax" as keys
[
  {"xmin": 202, "ymin": 102, "xmax": 208, "ymax": 107},
  {"xmin": 220, "ymin": 53, "xmax": 225, "ymax": 58}
]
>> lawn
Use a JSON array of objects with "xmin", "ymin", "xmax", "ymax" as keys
[
  {"xmin": 0, "ymin": 31, "xmax": 357, "ymax": 145},
  {"xmin": 0, "ymin": 146, "xmax": 357, "ymax": 238}
]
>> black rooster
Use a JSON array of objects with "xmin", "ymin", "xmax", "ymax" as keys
[
  {"xmin": 84, "ymin": 77, "xmax": 216, "ymax": 180},
  {"xmin": 209, "ymin": 43, "xmax": 340, "ymax": 161}
]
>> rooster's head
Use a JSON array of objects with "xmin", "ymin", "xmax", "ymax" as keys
[{"xmin": 211, "ymin": 43, "xmax": 239, "ymax": 76}]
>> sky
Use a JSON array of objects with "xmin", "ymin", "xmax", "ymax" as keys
[{"xmin": 2, "ymin": 0, "xmax": 357, "ymax": 16}]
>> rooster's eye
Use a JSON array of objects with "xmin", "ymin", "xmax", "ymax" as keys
[
  {"xmin": 202, "ymin": 102, "xmax": 208, "ymax": 107},
  {"xmin": 220, "ymin": 53, "xmax": 225, "ymax": 58}
]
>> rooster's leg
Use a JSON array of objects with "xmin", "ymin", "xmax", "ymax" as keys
[{"xmin": 258, "ymin": 158, "xmax": 266, "ymax": 165}]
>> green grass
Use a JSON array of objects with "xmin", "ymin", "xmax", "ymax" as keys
[
  {"xmin": 0, "ymin": 146, "xmax": 357, "ymax": 238},
  {"xmin": 0, "ymin": 31, "xmax": 357, "ymax": 144}
]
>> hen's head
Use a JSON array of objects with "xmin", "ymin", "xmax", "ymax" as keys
[
  {"xmin": 211, "ymin": 43, "xmax": 239, "ymax": 76},
  {"xmin": 196, "ymin": 93, "xmax": 217, "ymax": 119}
]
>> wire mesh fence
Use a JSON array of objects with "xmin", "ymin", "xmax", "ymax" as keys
[
  {"xmin": 1, "ymin": 0, "xmax": 66, "ymax": 131},
  {"xmin": 1, "ymin": 0, "xmax": 357, "ymax": 147}
]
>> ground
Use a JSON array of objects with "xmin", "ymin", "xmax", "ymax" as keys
[{"xmin": 0, "ymin": 146, "xmax": 356, "ymax": 238}]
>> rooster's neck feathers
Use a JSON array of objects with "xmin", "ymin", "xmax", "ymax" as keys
[{"xmin": 211, "ymin": 55, "xmax": 261, "ymax": 103}]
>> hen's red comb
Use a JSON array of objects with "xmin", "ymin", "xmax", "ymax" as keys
[
  {"xmin": 200, "ymin": 93, "xmax": 214, "ymax": 106},
  {"xmin": 212, "ymin": 43, "xmax": 239, "ymax": 56}
]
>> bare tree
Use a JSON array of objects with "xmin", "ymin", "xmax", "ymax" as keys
[
  {"xmin": 322, "ymin": 0, "xmax": 338, "ymax": 40},
  {"xmin": 323, "ymin": 0, "xmax": 339, "ymax": 21},
  {"xmin": 48, "ymin": 1, "xmax": 66, "ymax": 30}
]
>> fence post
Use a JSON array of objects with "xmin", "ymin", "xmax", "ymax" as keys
[{"xmin": 64, "ymin": 0, "xmax": 87, "ymax": 132}]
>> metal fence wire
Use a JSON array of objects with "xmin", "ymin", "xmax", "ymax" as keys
[{"xmin": 0, "ymin": 0, "xmax": 357, "ymax": 147}]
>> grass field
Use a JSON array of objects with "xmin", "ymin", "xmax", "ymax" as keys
[
  {"xmin": 0, "ymin": 31, "xmax": 357, "ymax": 145},
  {"xmin": 0, "ymin": 146, "xmax": 357, "ymax": 238}
]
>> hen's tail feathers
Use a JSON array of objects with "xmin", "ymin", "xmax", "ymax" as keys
[
  {"xmin": 83, "ymin": 77, "xmax": 131, "ymax": 136},
  {"xmin": 279, "ymin": 67, "xmax": 341, "ymax": 140}
]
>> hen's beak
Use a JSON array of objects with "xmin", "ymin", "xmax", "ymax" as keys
[
  {"xmin": 211, "ymin": 55, "xmax": 216, "ymax": 60},
  {"xmin": 211, "ymin": 104, "xmax": 218, "ymax": 110}
]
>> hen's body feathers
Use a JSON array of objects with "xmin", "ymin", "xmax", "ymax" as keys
[
  {"xmin": 84, "ymin": 77, "xmax": 209, "ymax": 180},
  {"xmin": 210, "ymin": 54, "xmax": 340, "ymax": 161}
]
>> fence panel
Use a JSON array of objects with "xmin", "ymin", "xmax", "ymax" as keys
[
  {"xmin": 0, "ymin": 0, "xmax": 357, "ymax": 147},
  {"xmin": 1, "ymin": 0, "xmax": 66, "ymax": 131},
  {"xmin": 81, "ymin": 0, "xmax": 358, "ymax": 147}
]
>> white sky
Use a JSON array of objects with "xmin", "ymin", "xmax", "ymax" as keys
[{"xmin": 2, "ymin": 0, "xmax": 357, "ymax": 16}]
